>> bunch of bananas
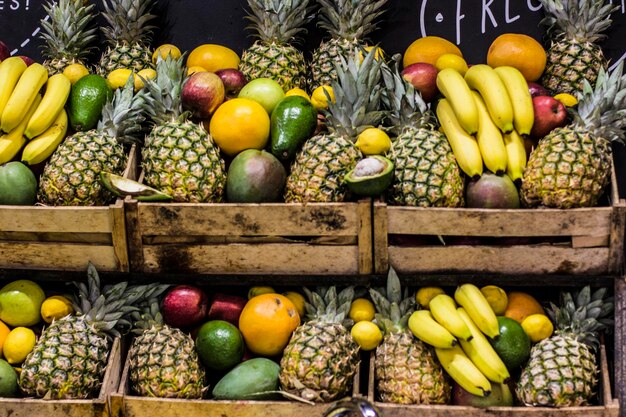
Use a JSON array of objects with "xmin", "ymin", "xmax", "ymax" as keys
[
  {"xmin": 0, "ymin": 57, "xmax": 70, "ymax": 165},
  {"xmin": 408, "ymin": 283, "xmax": 507, "ymax": 398},
  {"xmin": 436, "ymin": 65, "xmax": 531, "ymax": 182}
]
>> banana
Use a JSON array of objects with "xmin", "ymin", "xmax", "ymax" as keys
[
  {"xmin": 1, "ymin": 63, "xmax": 48, "ymax": 133},
  {"xmin": 435, "ymin": 344, "xmax": 492, "ymax": 397},
  {"xmin": 464, "ymin": 64, "xmax": 514, "ymax": 133},
  {"xmin": 503, "ymin": 129, "xmax": 527, "ymax": 183},
  {"xmin": 457, "ymin": 307, "xmax": 510, "ymax": 383},
  {"xmin": 454, "ymin": 284, "xmax": 500, "ymax": 339},
  {"xmin": 429, "ymin": 294, "xmax": 473, "ymax": 342},
  {"xmin": 408, "ymin": 309, "xmax": 458, "ymax": 348},
  {"xmin": 25, "ymin": 73, "xmax": 71, "ymax": 139},
  {"xmin": 472, "ymin": 91, "xmax": 507, "ymax": 175},
  {"xmin": 21, "ymin": 109, "xmax": 68, "ymax": 165},
  {"xmin": 0, "ymin": 57, "xmax": 28, "ymax": 119},
  {"xmin": 436, "ymin": 68, "xmax": 479, "ymax": 135},
  {"xmin": 494, "ymin": 66, "xmax": 535, "ymax": 136},
  {"xmin": 0, "ymin": 94, "xmax": 42, "ymax": 164},
  {"xmin": 436, "ymin": 99, "xmax": 483, "ymax": 179}
]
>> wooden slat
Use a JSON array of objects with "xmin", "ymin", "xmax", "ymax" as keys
[
  {"xmin": 0, "ymin": 243, "xmax": 120, "ymax": 272},
  {"xmin": 615, "ymin": 278, "xmax": 626, "ymax": 417},
  {"xmin": 373, "ymin": 202, "xmax": 388, "ymax": 274},
  {"xmin": 0, "ymin": 206, "xmax": 113, "ymax": 233},
  {"xmin": 110, "ymin": 202, "xmax": 129, "ymax": 272},
  {"xmin": 357, "ymin": 199, "xmax": 373, "ymax": 275},
  {"xmin": 608, "ymin": 201, "xmax": 626, "ymax": 274}
]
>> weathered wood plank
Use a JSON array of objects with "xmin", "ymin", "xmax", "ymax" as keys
[
  {"xmin": 357, "ymin": 199, "xmax": 373, "ymax": 275},
  {"xmin": 110, "ymin": 202, "xmax": 129, "ymax": 272},
  {"xmin": 0, "ymin": 206, "xmax": 113, "ymax": 233},
  {"xmin": 373, "ymin": 202, "xmax": 388, "ymax": 275},
  {"xmin": 0, "ymin": 243, "xmax": 119, "ymax": 271}
]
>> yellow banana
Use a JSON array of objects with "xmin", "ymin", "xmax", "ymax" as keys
[
  {"xmin": 408, "ymin": 310, "xmax": 458, "ymax": 348},
  {"xmin": 472, "ymin": 91, "xmax": 507, "ymax": 175},
  {"xmin": 454, "ymin": 284, "xmax": 500, "ymax": 339},
  {"xmin": 0, "ymin": 94, "xmax": 42, "ymax": 164},
  {"xmin": 1, "ymin": 63, "xmax": 48, "ymax": 133},
  {"xmin": 0, "ymin": 57, "xmax": 28, "ymax": 118},
  {"xmin": 457, "ymin": 307, "xmax": 510, "ymax": 383},
  {"xmin": 435, "ymin": 345, "xmax": 492, "ymax": 397},
  {"xmin": 494, "ymin": 66, "xmax": 534, "ymax": 136},
  {"xmin": 503, "ymin": 129, "xmax": 527, "ymax": 183},
  {"xmin": 429, "ymin": 294, "xmax": 473, "ymax": 342},
  {"xmin": 436, "ymin": 68, "xmax": 479, "ymax": 135},
  {"xmin": 22, "ymin": 109, "xmax": 68, "ymax": 165},
  {"xmin": 464, "ymin": 64, "xmax": 514, "ymax": 133},
  {"xmin": 25, "ymin": 73, "xmax": 71, "ymax": 139},
  {"xmin": 436, "ymin": 99, "xmax": 483, "ymax": 179}
]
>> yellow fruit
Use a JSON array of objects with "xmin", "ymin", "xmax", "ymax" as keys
[
  {"xmin": 187, "ymin": 66, "xmax": 207, "ymax": 76},
  {"xmin": 487, "ymin": 33, "xmax": 546, "ymax": 82},
  {"xmin": 285, "ymin": 87, "xmax": 310, "ymax": 100},
  {"xmin": 187, "ymin": 44, "xmax": 240, "ymax": 73},
  {"xmin": 0, "ymin": 320, "xmax": 9, "ymax": 357},
  {"xmin": 553, "ymin": 93, "xmax": 578, "ymax": 107},
  {"xmin": 435, "ymin": 53, "xmax": 469, "ymax": 75},
  {"xmin": 349, "ymin": 298, "xmax": 376, "ymax": 323},
  {"xmin": 107, "ymin": 68, "xmax": 133, "ymax": 90},
  {"xmin": 135, "ymin": 68, "xmax": 157, "ymax": 91},
  {"xmin": 403, "ymin": 36, "xmax": 462, "ymax": 68},
  {"xmin": 247, "ymin": 286, "xmax": 275, "ymax": 299},
  {"xmin": 480, "ymin": 285, "xmax": 509, "ymax": 315},
  {"xmin": 152, "ymin": 44, "xmax": 182, "ymax": 64},
  {"xmin": 40, "ymin": 295, "xmax": 74, "ymax": 324},
  {"xmin": 350, "ymin": 320, "xmax": 383, "ymax": 351},
  {"xmin": 209, "ymin": 98, "xmax": 270, "ymax": 157},
  {"xmin": 3, "ymin": 327, "xmax": 36, "ymax": 365},
  {"xmin": 359, "ymin": 45, "xmax": 386, "ymax": 62},
  {"xmin": 354, "ymin": 127, "xmax": 391, "ymax": 156},
  {"xmin": 415, "ymin": 286, "xmax": 446, "ymax": 309},
  {"xmin": 521, "ymin": 314, "xmax": 554, "ymax": 343},
  {"xmin": 310, "ymin": 85, "xmax": 335, "ymax": 110},
  {"xmin": 62, "ymin": 63, "xmax": 90, "ymax": 85},
  {"xmin": 282, "ymin": 291, "xmax": 306, "ymax": 318}
]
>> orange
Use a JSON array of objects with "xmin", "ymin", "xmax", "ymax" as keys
[
  {"xmin": 0, "ymin": 320, "xmax": 9, "ymax": 356},
  {"xmin": 209, "ymin": 98, "xmax": 270, "ymax": 157},
  {"xmin": 403, "ymin": 36, "xmax": 462, "ymax": 68},
  {"xmin": 487, "ymin": 33, "xmax": 546, "ymax": 82},
  {"xmin": 238, "ymin": 293, "xmax": 300, "ymax": 357},
  {"xmin": 503, "ymin": 291, "xmax": 545, "ymax": 323},
  {"xmin": 187, "ymin": 44, "xmax": 240, "ymax": 73}
]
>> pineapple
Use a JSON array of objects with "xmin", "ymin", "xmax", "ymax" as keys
[
  {"xmin": 128, "ymin": 300, "xmax": 206, "ymax": 399},
  {"xmin": 98, "ymin": 0, "xmax": 157, "ymax": 75},
  {"xmin": 239, "ymin": 0, "xmax": 314, "ymax": 91},
  {"xmin": 309, "ymin": 0, "xmax": 388, "ymax": 90},
  {"xmin": 39, "ymin": 0, "xmax": 99, "ymax": 75},
  {"xmin": 381, "ymin": 58, "xmax": 464, "ymax": 207},
  {"xmin": 517, "ymin": 286, "xmax": 614, "ymax": 407},
  {"xmin": 279, "ymin": 286, "xmax": 360, "ymax": 402},
  {"xmin": 19, "ymin": 263, "xmax": 167, "ymax": 399},
  {"xmin": 520, "ymin": 61, "xmax": 626, "ymax": 208},
  {"xmin": 284, "ymin": 48, "xmax": 385, "ymax": 203},
  {"xmin": 141, "ymin": 56, "xmax": 226, "ymax": 203},
  {"xmin": 38, "ymin": 77, "xmax": 145, "ymax": 206},
  {"xmin": 369, "ymin": 267, "xmax": 449, "ymax": 404},
  {"xmin": 539, "ymin": 0, "xmax": 618, "ymax": 96}
]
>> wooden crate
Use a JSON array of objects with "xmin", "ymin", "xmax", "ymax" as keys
[
  {"xmin": 373, "ymin": 168, "xmax": 626, "ymax": 275},
  {"xmin": 367, "ymin": 342, "xmax": 619, "ymax": 417},
  {"xmin": 0, "ymin": 337, "xmax": 122, "ymax": 417}
]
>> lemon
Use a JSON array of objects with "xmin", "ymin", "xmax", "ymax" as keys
[
  {"xmin": 351, "ymin": 320, "xmax": 383, "ymax": 351},
  {"xmin": 521, "ymin": 313, "xmax": 554, "ymax": 343},
  {"xmin": 415, "ymin": 286, "xmax": 446, "ymax": 309},
  {"xmin": 310, "ymin": 85, "xmax": 334, "ymax": 110},
  {"xmin": 285, "ymin": 87, "xmax": 310, "ymax": 101},
  {"xmin": 480, "ymin": 285, "xmax": 509, "ymax": 315},
  {"xmin": 187, "ymin": 66, "xmax": 207, "ymax": 76},
  {"xmin": 354, "ymin": 127, "xmax": 391, "ymax": 156},
  {"xmin": 435, "ymin": 53, "xmax": 469, "ymax": 75},
  {"xmin": 349, "ymin": 298, "xmax": 376, "ymax": 323},
  {"xmin": 152, "ymin": 44, "xmax": 182, "ymax": 64},
  {"xmin": 359, "ymin": 45, "xmax": 386, "ymax": 63},
  {"xmin": 3, "ymin": 327, "xmax": 36, "ymax": 365},
  {"xmin": 107, "ymin": 68, "xmax": 134, "ymax": 90},
  {"xmin": 283, "ymin": 291, "xmax": 306, "ymax": 318},
  {"xmin": 40, "ymin": 295, "xmax": 74, "ymax": 324},
  {"xmin": 62, "ymin": 63, "xmax": 90, "ymax": 85},
  {"xmin": 553, "ymin": 93, "xmax": 578, "ymax": 107},
  {"xmin": 247, "ymin": 286, "xmax": 275, "ymax": 299},
  {"xmin": 135, "ymin": 68, "xmax": 157, "ymax": 91}
]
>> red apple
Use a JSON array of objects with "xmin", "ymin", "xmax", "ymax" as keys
[
  {"xmin": 182, "ymin": 71, "xmax": 225, "ymax": 119},
  {"xmin": 527, "ymin": 81, "xmax": 550, "ymax": 98},
  {"xmin": 18, "ymin": 56, "xmax": 36, "ymax": 66},
  {"xmin": 214, "ymin": 68, "xmax": 248, "ymax": 97},
  {"xmin": 161, "ymin": 285, "xmax": 209, "ymax": 329},
  {"xmin": 401, "ymin": 62, "xmax": 439, "ymax": 102},
  {"xmin": 0, "ymin": 41, "xmax": 10, "ymax": 62},
  {"xmin": 530, "ymin": 95, "xmax": 568, "ymax": 138},
  {"xmin": 207, "ymin": 293, "xmax": 247, "ymax": 326}
]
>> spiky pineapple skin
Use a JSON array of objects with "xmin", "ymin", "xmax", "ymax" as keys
[
  {"xmin": 517, "ymin": 333, "xmax": 598, "ymax": 407},
  {"xmin": 309, "ymin": 38, "xmax": 363, "ymax": 90},
  {"xmin": 240, "ymin": 41, "xmax": 307, "ymax": 91},
  {"xmin": 99, "ymin": 42, "xmax": 154, "ymax": 75},
  {"xmin": 142, "ymin": 121, "xmax": 226, "ymax": 203},
  {"xmin": 19, "ymin": 316, "xmax": 110, "ymax": 399}
]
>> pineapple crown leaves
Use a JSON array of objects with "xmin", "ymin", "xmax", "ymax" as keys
[
  {"xmin": 368, "ymin": 267, "xmax": 415, "ymax": 334},
  {"xmin": 303, "ymin": 286, "xmax": 355, "ymax": 326},
  {"xmin": 245, "ymin": 0, "xmax": 316, "ymax": 44},
  {"xmin": 98, "ymin": 75, "xmax": 147, "ymax": 145},
  {"xmin": 40, "ymin": 0, "xmax": 99, "ymax": 61},
  {"xmin": 539, "ymin": 0, "xmax": 618, "ymax": 42},
  {"xmin": 142, "ymin": 55, "xmax": 189, "ymax": 124},
  {"xmin": 317, "ymin": 0, "xmax": 389, "ymax": 41},
  {"xmin": 130, "ymin": 299, "xmax": 166, "ymax": 333},
  {"xmin": 101, "ymin": 0, "xmax": 158, "ymax": 45}
]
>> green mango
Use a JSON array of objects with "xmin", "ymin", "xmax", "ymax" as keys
[
  {"xmin": 269, "ymin": 95, "xmax": 317, "ymax": 162},
  {"xmin": 212, "ymin": 357, "xmax": 280, "ymax": 400}
]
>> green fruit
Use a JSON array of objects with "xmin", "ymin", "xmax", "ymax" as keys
[
  {"xmin": 238, "ymin": 78, "xmax": 285, "ymax": 114},
  {"xmin": 344, "ymin": 155, "xmax": 394, "ymax": 197},
  {"xmin": 452, "ymin": 381, "xmax": 513, "ymax": 407},
  {"xmin": 212, "ymin": 357, "xmax": 280, "ymax": 400},
  {"xmin": 0, "ymin": 162, "xmax": 37, "ymax": 205},
  {"xmin": 68, "ymin": 74, "xmax": 112, "ymax": 132},
  {"xmin": 195, "ymin": 320, "xmax": 244, "ymax": 371},
  {"xmin": 99, "ymin": 172, "xmax": 172, "ymax": 202},
  {"xmin": 0, "ymin": 359, "xmax": 18, "ymax": 397},
  {"xmin": 489, "ymin": 316, "xmax": 531, "ymax": 371},
  {"xmin": 226, "ymin": 149, "xmax": 286, "ymax": 203},
  {"xmin": 269, "ymin": 95, "xmax": 318, "ymax": 162},
  {"xmin": 0, "ymin": 280, "xmax": 45, "ymax": 327}
]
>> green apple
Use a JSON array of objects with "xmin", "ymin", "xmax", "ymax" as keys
[
  {"xmin": 237, "ymin": 78, "xmax": 285, "ymax": 114},
  {"xmin": 0, "ymin": 280, "xmax": 45, "ymax": 326}
]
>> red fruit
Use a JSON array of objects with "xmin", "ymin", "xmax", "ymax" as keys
[
  {"xmin": 0, "ymin": 41, "xmax": 10, "ymax": 62},
  {"xmin": 161, "ymin": 285, "xmax": 209, "ymax": 329},
  {"xmin": 530, "ymin": 95, "xmax": 568, "ymax": 138},
  {"xmin": 181, "ymin": 71, "xmax": 225, "ymax": 119},
  {"xmin": 18, "ymin": 56, "xmax": 35, "ymax": 66},
  {"xmin": 207, "ymin": 293, "xmax": 247, "ymax": 326},
  {"xmin": 527, "ymin": 81, "xmax": 550, "ymax": 98},
  {"xmin": 401, "ymin": 62, "xmax": 439, "ymax": 102},
  {"xmin": 214, "ymin": 68, "xmax": 248, "ymax": 97}
]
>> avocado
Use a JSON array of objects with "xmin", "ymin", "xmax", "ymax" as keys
[
  {"xmin": 211, "ymin": 357, "xmax": 280, "ymax": 400},
  {"xmin": 99, "ymin": 172, "xmax": 173, "ymax": 201},
  {"xmin": 270, "ymin": 95, "xmax": 318, "ymax": 162},
  {"xmin": 345, "ymin": 155, "xmax": 394, "ymax": 197},
  {"xmin": 68, "ymin": 74, "xmax": 113, "ymax": 132}
]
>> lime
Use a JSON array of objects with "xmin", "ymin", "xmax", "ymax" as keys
[
  {"xmin": 351, "ymin": 320, "xmax": 383, "ymax": 351},
  {"xmin": 354, "ymin": 128, "xmax": 391, "ymax": 156},
  {"xmin": 521, "ymin": 313, "xmax": 554, "ymax": 343},
  {"xmin": 0, "ymin": 359, "xmax": 18, "ymax": 397},
  {"xmin": 3, "ymin": 327, "xmax": 36, "ymax": 365},
  {"xmin": 195, "ymin": 320, "xmax": 244, "ymax": 371},
  {"xmin": 349, "ymin": 298, "xmax": 376, "ymax": 322},
  {"xmin": 68, "ymin": 74, "xmax": 113, "ymax": 132},
  {"xmin": 489, "ymin": 316, "xmax": 531, "ymax": 371}
]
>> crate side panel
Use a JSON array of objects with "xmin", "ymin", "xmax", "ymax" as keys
[
  {"xmin": 0, "ymin": 207, "xmax": 113, "ymax": 233},
  {"xmin": 0, "ymin": 243, "xmax": 121, "ymax": 271}
]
